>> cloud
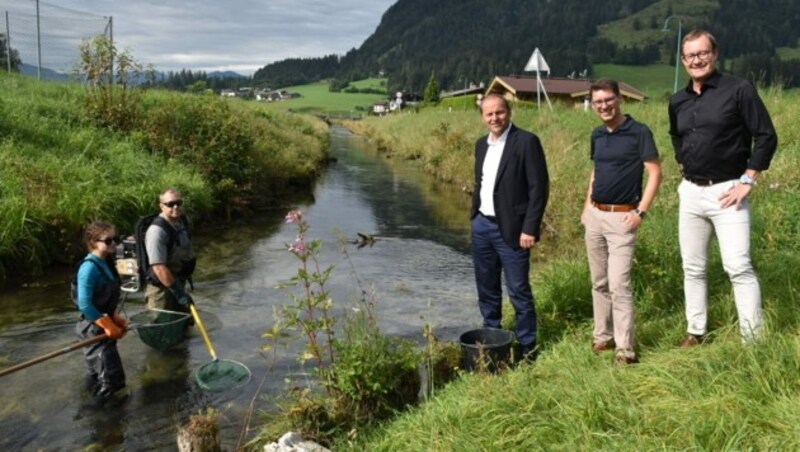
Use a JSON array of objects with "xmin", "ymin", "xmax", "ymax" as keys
[{"xmin": 3, "ymin": 0, "xmax": 395, "ymax": 75}]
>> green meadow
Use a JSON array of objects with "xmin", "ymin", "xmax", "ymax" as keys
[
  {"xmin": 258, "ymin": 80, "xmax": 388, "ymax": 115},
  {"xmin": 594, "ymin": 63, "xmax": 689, "ymax": 99},
  {"xmin": 333, "ymin": 88, "xmax": 800, "ymax": 450}
]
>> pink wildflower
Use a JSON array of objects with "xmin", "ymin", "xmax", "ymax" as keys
[
  {"xmin": 285, "ymin": 210, "xmax": 303, "ymax": 223},
  {"xmin": 289, "ymin": 243, "xmax": 308, "ymax": 254}
]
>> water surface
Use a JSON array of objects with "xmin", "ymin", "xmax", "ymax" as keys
[{"xmin": 0, "ymin": 126, "xmax": 479, "ymax": 450}]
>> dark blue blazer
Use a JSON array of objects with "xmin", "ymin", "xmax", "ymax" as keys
[{"xmin": 471, "ymin": 124, "xmax": 549, "ymax": 248}]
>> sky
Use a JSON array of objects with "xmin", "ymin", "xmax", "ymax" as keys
[{"xmin": 2, "ymin": 0, "xmax": 397, "ymax": 75}]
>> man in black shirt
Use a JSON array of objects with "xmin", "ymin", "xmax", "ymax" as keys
[
  {"xmin": 668, "ymin": 29, "xmax": 778, "ymax": 346},
  {"xmin": 583, "ymin": 79, "xmax": 662, "ymax": 365}
]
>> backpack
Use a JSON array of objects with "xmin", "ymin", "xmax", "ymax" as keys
[{"xmin": 134, "ymin": 213, "xmax": 192, "ymax": 288}]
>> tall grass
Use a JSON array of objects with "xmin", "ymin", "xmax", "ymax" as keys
[
  {"xmin": 0, "ymin": 73, "xmax": 329, "ymax": 280},
  {"xmin": 335, "ymin": 88, "xmax": 800, "ymax": 450}
]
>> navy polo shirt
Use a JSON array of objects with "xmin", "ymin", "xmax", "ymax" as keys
[{"xmin": 591, "ymin": 115, "xmax": 659, "ymax": 205}]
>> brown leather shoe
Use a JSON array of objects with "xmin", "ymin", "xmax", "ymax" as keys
[
  {"xmin": 679, "ymin": 334, "xmax": 704, "ymax": 347},
  {"xmin": 615, "ymin": 352, "xmax": 639, "ymax": 365},
  {"xmin": 592, "ymin": 339, "xmax": 615, "ymax": 352}
]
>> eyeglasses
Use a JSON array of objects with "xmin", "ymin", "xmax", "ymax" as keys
[
  {"xmin": 682, "ymin": 50, "xmax": 714, "ymax": 63},
  {"xmin": 591, "ymin": 96, "xmax": 618, "ymax": 107},
  {"xmin": 97, "ymin": 237, "xmax": 118, "ymax": 246},
  {"xmin": 161, "ymin": 199, "xmax": 184, "ymax": 208}
]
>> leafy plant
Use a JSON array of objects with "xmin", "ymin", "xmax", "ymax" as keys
[
  {"xmin": 76, "ymin": 35, "xmax": 150, "ymax": 131},
  {"xmin": 328, "ymin": 304, "xmax": 421, "ymax": 424},
  {"xmin": 265, "ymin": 210, "xmax": 336, "ymax": 375},
  {"xmin": 261, "ymin": 211, "xmax": 426, "ymax": 445},
  {"xmin": 140, "ymin": 95, "xmax": 257, "ymax": 218}
]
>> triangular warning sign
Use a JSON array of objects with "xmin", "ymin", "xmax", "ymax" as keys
[{"xmin": 524, "ymin": 48, "xmax": 550, "ymax": 73}]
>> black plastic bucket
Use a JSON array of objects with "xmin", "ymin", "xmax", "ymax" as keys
[{"xmin": 459, "ymin": 327, "xmax": 514, "ymax": 372}]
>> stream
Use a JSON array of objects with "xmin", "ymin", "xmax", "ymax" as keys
[{"xmin": 0, "ymin": 125, "xmax": 480, "ymax": 450}]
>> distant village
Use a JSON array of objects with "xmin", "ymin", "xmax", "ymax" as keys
[
  {"xmin": 370, "ymin": 75, "xmax": 645, "ymax": 116},
  {"xmin": 219, "ymin": 87, "xmax": 301, "ymax": 102},
  {"xmin": 219, "ymin": 69, "xmax": 646, "ymax": 118}
]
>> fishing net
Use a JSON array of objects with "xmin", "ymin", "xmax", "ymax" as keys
[
  {"xmin": 195, "ymin": 359, "xmax": 251, "ymax": 391},
  {"xmin": 129, "ymin": 309, "xmax": 191, "ymax": 352}
]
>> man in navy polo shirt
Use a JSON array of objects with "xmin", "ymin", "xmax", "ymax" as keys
[{"xmin": 581, "ymin": 78, "xmax": 662, "ymax": 365}]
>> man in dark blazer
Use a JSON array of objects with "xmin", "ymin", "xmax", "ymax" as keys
[{"xmin": 471, "ymin": 93, "xmax": 550, "ymax": 358}]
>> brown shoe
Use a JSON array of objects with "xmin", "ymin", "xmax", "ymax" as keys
[
  {"xmin": 592, "ymin": 339, "xmax": 615, "ymax": 353},
  {"xmin": 615, "ymin": 351, "xmax": 639, "ymax": 365},
  {"xmin": 679, "ymin": 334, "xmax": 704, "ymax": 347}
]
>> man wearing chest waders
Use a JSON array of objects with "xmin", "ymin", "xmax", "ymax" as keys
[{"xmin": 143, "ymin": 188, "xmax": 197, "ymax": 321}]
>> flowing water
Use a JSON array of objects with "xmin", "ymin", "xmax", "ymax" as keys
[{"xmin": 0, "ymin": 126, "xmax": 481, "ymax": 450}]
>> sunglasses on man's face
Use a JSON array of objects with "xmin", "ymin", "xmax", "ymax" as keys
[
  {"xmin": 97, "ymin": 237, "xmax": 118, "ymax": 246},
  {"xmin": 161, "ymin": 199, "xmax": 184, "ymax": 208}
]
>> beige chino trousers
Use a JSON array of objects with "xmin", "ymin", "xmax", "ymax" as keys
[{"xmin": 584, "ymin": 207, "xmax": 638, "ymax": 352}]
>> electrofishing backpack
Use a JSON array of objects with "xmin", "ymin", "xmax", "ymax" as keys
[
  {"xmin": 134, "ymin": 213, "xmax": 192, "ymax": 288},
  {"xmin": 70, "ymin": 258, "xmax": 102, "ymax": 307}
]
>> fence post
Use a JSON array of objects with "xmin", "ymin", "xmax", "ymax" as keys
[
  {"xmin": 5, "ymin": 11, "xmax": 10, "ymax": 74},
  {"xmin": 35, "ymin": 0, "xmax": 41, "ymax": 79}
]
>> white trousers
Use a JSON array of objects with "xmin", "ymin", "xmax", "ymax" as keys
[{"xmin": 678, "ymin": 179, "xmax": 763, "ymax": 341}]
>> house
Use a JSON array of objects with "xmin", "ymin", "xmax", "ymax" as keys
[
  {"xmin": 485, "ymin": 76, "xmax": 646, "ymax": 107},
  {"xmin": 439, "ymin": 83, "xmax": 485, "ymax": 99},
  {"xmin": 373, "ymin": 101, "xmax": 390, "ymax": 115},
  {"xmin": 220, "ymin": 89, "xmax": 236, "ymax": 97}
]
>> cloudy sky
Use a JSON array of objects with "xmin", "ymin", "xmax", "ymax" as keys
[{"xmin": 3, "ymin": 0, "xmax": 397, "ymax": 75}]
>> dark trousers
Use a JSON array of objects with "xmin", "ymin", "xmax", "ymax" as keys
[
  {"xmin": 77, "ymin": 319, "xmax": 126, "ymax": 398},
  {"xmin": 471, "ymin": 214, "xmax": 537, "ymax": 348}
]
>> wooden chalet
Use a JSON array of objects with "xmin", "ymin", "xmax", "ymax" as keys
[{"xmin": 486, "ymin": 76, "xmax": 646, "ymax": 107}]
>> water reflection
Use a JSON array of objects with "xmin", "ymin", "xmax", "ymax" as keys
[{"xmin": 0, "ymin": 126, "xmax": 479, "ymax": 449}]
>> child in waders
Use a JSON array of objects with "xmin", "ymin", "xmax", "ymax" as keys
[{"xmin": 74, "ymin": 220, "xmax": 128, "ymax": 406}]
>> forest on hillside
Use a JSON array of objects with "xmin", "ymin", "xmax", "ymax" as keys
[{"xmin": 252, "ymin": 0, "xmax": 800, "ymax": 93}]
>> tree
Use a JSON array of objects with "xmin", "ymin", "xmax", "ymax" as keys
[
  {"xmin": 187, "ymin": 80, "xmax": 210, "ymax": 94},
  {"xmin": 0, "ymin": 35, "xmax": 21, "ymax": 72},
  {"xmin": 423, "ymin": 71, "xmax": 439, "ymax": 105},
  {"xmin": 77, "ymin": 35, "xmax": 145, "ymax": 131}
]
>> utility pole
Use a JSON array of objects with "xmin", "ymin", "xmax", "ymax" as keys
[
  {"xmin": 663, "ymin": 15, "xmax": 683, "ymax": 93},
  {"xmin": 36, "ymin": 0, "xmax": 41, "ymax": 79},
  {"xmin": 5, "ymin": 11, "xmax": 11, "ymax": 73}
]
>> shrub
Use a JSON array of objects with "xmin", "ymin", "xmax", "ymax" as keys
[
  {"xmin": 140, "ymin": 95, "xmax": 256, "ymax": 217},
  {"xmin": 76, "ymin": 35, "xmax": 148, "ymax": 132}
]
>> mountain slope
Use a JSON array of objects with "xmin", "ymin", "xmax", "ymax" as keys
[{"xmin": 254, "ymin": 0, "xmax": 800, "ymax": 92}]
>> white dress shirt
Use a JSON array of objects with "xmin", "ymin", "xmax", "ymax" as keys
[{"xmin": 479, "ymin": 124, "xmax": 511, "ymax": 217}]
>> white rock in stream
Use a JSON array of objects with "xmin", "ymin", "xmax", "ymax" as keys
[{"xmin": 263, "ymin": 431, "xmax": 330, "ymax": 452}]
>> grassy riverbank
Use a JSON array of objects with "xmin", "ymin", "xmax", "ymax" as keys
[
  {"xmin": 335, "ymin": 90, "xmax": 800, "ymax": 449},
  {"xmin": 0, "ymin": 73, "xmax": 329, "ymax": 281}
]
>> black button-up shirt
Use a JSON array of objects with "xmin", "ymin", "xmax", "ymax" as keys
[{"xmin": 668, "ymin": 71, "xmax": 777, "ymax": 181}]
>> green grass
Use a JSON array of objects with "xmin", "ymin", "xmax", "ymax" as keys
[
  {"xmin": 0, "ymin": 73, "xmax": 328, "ymax": 280},
  {"xmin": 597, "ymin": 0, "xmax": 720, "ymax": 49},
  {"xmin": 349, "ymin": 77, "xmax": 388, "ymax": 91},
  {"xmin": 593, "ymin": 63, "xmax": 689, "ymax": 99},
  {"xmin": 777, "ymin": 46, "xmax": 800, "ymax": 60},
  {"xmin": 259, "ymin": 81, "xmax": 387, "ymax": 115},
  {"xmin": 329, "ymin": 87, "xmax": 800, "ymax": 450}
]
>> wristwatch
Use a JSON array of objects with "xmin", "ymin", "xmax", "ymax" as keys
[
  {"xmin": 739, "ymin": 173, "xmax": 756, "ymax": 186},
  {"xmin": 633, "ymin": 209, "xmax": 647, "ymax": 219}
]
